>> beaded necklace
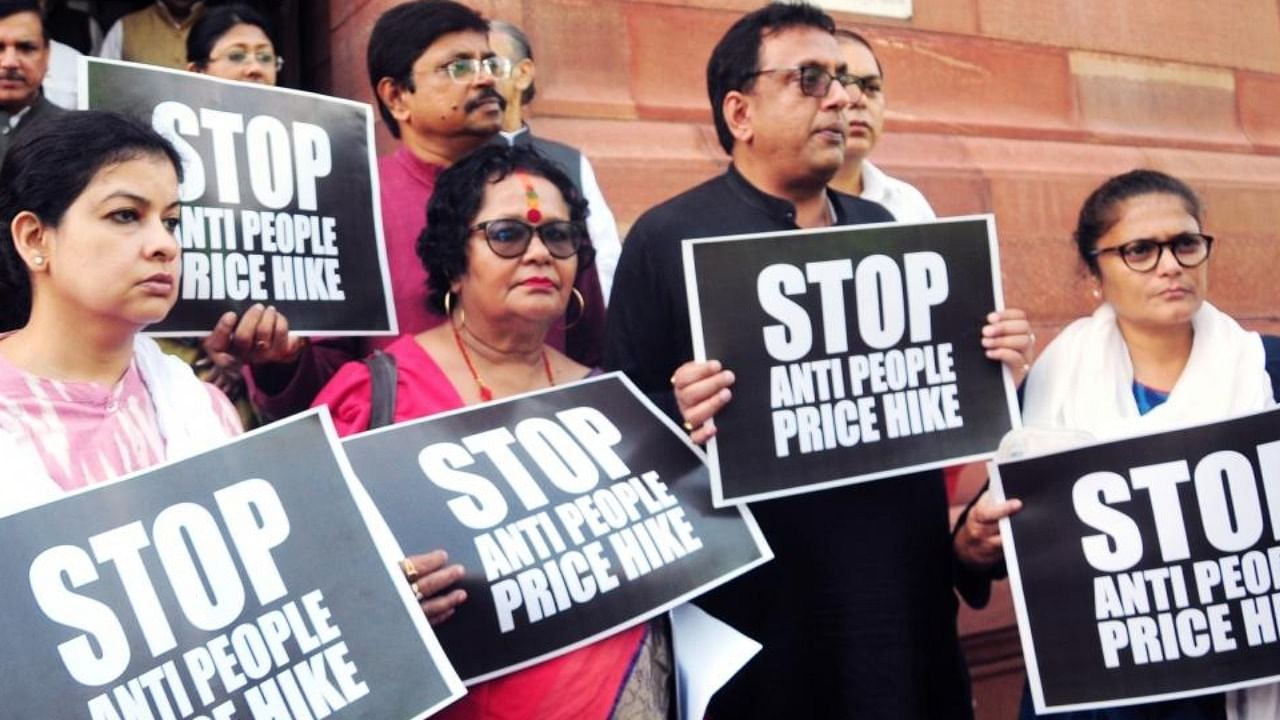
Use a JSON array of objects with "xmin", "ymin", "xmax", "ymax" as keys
[{"xmin": 451, "ymin": 322, "xmax": 553, "ymax": 402}]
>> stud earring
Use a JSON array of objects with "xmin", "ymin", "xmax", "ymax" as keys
[{"xmin": 32, "ymin": 255, "xmax": 45, "ymax": 267}]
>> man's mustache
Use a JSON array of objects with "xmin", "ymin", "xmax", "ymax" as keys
[
  {"xmin": 464, "ymin": 88, "xmax": 506, "ymax": 113},
  {"xmin": 0, "ymin": 70, "xmax": 27, "ymax": 82}
]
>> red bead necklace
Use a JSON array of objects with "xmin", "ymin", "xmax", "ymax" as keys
[{"xmin": 451, "ymin": 321, "xmax": 554, "ymax": 402}]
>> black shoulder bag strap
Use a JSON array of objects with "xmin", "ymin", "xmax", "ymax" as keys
[{"xmin": 362, "ymin": 349, "xmax": 398, "ymax": 430}]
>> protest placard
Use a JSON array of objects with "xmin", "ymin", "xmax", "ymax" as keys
[
  {"xmin": 81, "ymin": 58, "xmax": 396, "ymax": 336},
  {"xmin": 993, "ymin": 406, "xmax": 1280, "ymax": 712},
  {"xmin": 0, "ymin": 410, "xmax": 463, "ymax": 719},
  {"xmin": 340, "ymin": 373, "xmax": 773, "ymax": 684},
  {"xmin": 683, "ymin": 215, "xmax": 1020, "ymax": 506}
]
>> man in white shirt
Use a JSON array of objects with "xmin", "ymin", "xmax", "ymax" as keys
[
  {"xmin": 40, "ymin": 37, "xmax": 76, "ymax": 107},
  {"xmin": 36, "ymin": 0, "xmax": 98, "ymax": 108},
  {"xmin": 488, "ymin": 19, "xmax": 624, "ymax": 303},
  {"xmin": 829, "ymin": 28, "xmax": 936, "ymax": 222}
]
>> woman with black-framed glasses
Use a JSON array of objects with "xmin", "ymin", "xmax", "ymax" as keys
[
  {"xmin": 959, "ymin": 169, "xmax": 1279, "ymax": 720},
  {"xmin": 314, "ymin": 144, "xmax": 669, "ymax": 720}
]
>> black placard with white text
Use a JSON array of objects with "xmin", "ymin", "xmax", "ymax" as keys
[
  {"xmin": 683, "ymin": 215, "xmax": 1020, "ymax": 506},
  {"xmin": 0, "ymin": 410, "xmax": 463, "ymax": 719},
  {"xmin": 992, "ymin": 407, "xmax": 1280, "ymax": 713},
  {"xmin": 82, "ymin": 58, "xmax": 396, "ymax": 336},
  {"xmin": 340, "ymin": 373, "xmax": 773, "ymax": 684}
]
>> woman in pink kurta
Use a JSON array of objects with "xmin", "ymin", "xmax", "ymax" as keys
[
  {"xmin": 314, "ymin": 145, "xmax": 659, "ymax": 719},
  {"xmin": 0, "ymin": 111, "xmax": 240, "ymax": 512}
]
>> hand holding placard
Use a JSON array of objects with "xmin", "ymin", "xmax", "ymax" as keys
[
  {"xmin": 672, "ymin": 360, "xmax": 735, "ymax": 444},
  {"xmin": 403, "ymin": 550, "xmax": 468, "ymax": 626},
  {"xmin": 203, "ymin": 305, "xmax": 307, "ymax": 369},
  {"xmin": 954, "ymin": 489, "xmax": 1023, "ymax": 570},
  {"xmin": 682, "ymin": 216, "xmax": 1021, "ymax": 505},
  {"xmin": 341, "ymin": 373, "xmax": 772, "ymax": 683}
]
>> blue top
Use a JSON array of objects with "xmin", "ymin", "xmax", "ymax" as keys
[
  {"xmin": 1263, "ymin": 335, "xmax": 1279, "ymax": 402},
  {"xmin": 1133, "ymin": 381, "xmax": 1171, "ymax": 415}
]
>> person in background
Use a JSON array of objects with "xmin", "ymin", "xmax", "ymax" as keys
[
  {"xmin": 488, "ymin": 19, "xmax": 624, "ymax": 303},
  {"xmin": 100, "ymin": 0, "xmax": 204, "ymax": 69},
  {"xmin": 0, "ymin": 110, "xmax": 240, "ymax": 515},
  {"xmin": 186, "ymin": 2, "xmax": 280, "ymax": 85},
  {"xmin": 37, "ymin": 34, "xmax": 76, "ymax": 108},
  {"xmin": 245, "ymin": 0, "xmax": 609, "ymax": 421},
  {"xmin": 314, "ymin": 144, "xmax": 667, "ymax": 720},
  {"xmin": 35, "ymin": 0, "xmax": 91, "ymax": 109},
  {"xmin": 159, "ymin": 2, "xmax": 301, "ymax": 428},
  {"xmin": 956, "ymin": 169, "xmax": 1279, "ymax": 720},
  {"xmin": 0, "ymin": 0, "xmax": 61, "ymax": 159},
  {"xmin": 828, "ymin": 28, "xmax": 935, "ymax": 223},
  {"xmin": 607, "ymin": 3, "xmax": 1033, "ymax": 717},
  {"xmin": 825, "ymin": 28, "xmax": 974, "ymax": 497},
  {"xmin": 40, "ymin": 0, "xmax": 100, "ymax": 55}
]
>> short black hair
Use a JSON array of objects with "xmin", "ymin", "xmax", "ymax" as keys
[
  {"xmin": 367, "ymin": 0, "xmax": 489, "ymax": 139},
  {"xmin": 186, "ymin": 3, "xmax": 277, "ymax": 66},
  {"xmin": 417, "ymin": 144, "xmax": 594, "ymax": 315},
  {"xmin": 1074, "ymin": 169, "xmax": 1203, "ymax": 276},
  {"xmin": 706, "ymin": 2, "xmax": 836, "ymax": 155},
  {"xmin": 0, "ymin": 0, "xmax": 48, "ymax": 42},
  {"xmin": 834, "ymin": 28, "xmax": 883, "ymax": 77},
  {"xmin": 0, "ymin": 111, "xmax": 184, "ymax": 331},
  {"xmin": 490, "ymin": 20, "xmax": 536, "ymax": 106}
]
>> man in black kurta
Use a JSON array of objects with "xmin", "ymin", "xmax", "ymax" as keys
[{"xmin": 604, "ymin": 5, "xmax": 974, "ymax": 718}]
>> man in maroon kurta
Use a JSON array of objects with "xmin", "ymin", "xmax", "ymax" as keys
[{"xmin": 247, "ymin": 0, "xmax": 605, "ymax": 419}]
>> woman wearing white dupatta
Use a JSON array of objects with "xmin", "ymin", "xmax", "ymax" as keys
[
  {"xmin": 0, "ymin": 111, "xmax": 241, "ymax": 517},
  {"xmin": 957, "ymin": 170, "xmax": 1278, "ymax": 720}
]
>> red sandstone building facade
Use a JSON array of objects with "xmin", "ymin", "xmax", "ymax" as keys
[{"xmin": 310, "ymin": 2, "xmax": 1280, "ymax": 716}]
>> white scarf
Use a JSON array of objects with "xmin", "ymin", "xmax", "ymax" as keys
[
  {"xmin": 0, "ymin": 336, "xmax": 234, "ymax": 516},
  {"xmin": 1020, "ymin": 301, "xmax": 1276, "ymax": 720},
  {"xmin": 1022, "ymin": 301, "xmax": 1273, "ymax": 439}
]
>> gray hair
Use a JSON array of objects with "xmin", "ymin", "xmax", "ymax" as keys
[{"xmin": 490, "ymin": 20, "xmax": 536, "ymax": 105}]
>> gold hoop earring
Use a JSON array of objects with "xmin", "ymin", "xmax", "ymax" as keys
[
  {"xmin": 444, "ymin": 291, "xmax": 466, "ymax": 328},
  {"xmin": 445, "ymin": 290, "xmax": 466, "ymax": 327},
  {"xmin": 564, "ymin": 287, "xmax": 586, "ymax": 329}
]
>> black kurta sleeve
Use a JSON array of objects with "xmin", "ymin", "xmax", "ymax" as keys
[{"xmin": 603, "ymin": 213, "xmax": 686, "ymax": 420}]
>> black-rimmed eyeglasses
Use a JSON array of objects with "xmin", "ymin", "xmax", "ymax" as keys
[
  {"xmin": 471, "ymin": 219, "xmax": 587, "ymax": 259},
  {"xmin": 1090, "ymin": 232, "xmax": 1213, "ymax": 272},
  {"xmin": 746, "ymin": 65, "xmax": 882, "ymax": 99}
]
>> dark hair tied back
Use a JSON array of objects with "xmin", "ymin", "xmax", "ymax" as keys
[{"xmin": 1073, "ymin": 169, "xmax": 1203, "ymax": 276}]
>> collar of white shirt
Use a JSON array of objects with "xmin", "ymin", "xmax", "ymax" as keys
[{"xmin": 5, "ymin": 104, "xmax": 33, "ymax": 131}]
